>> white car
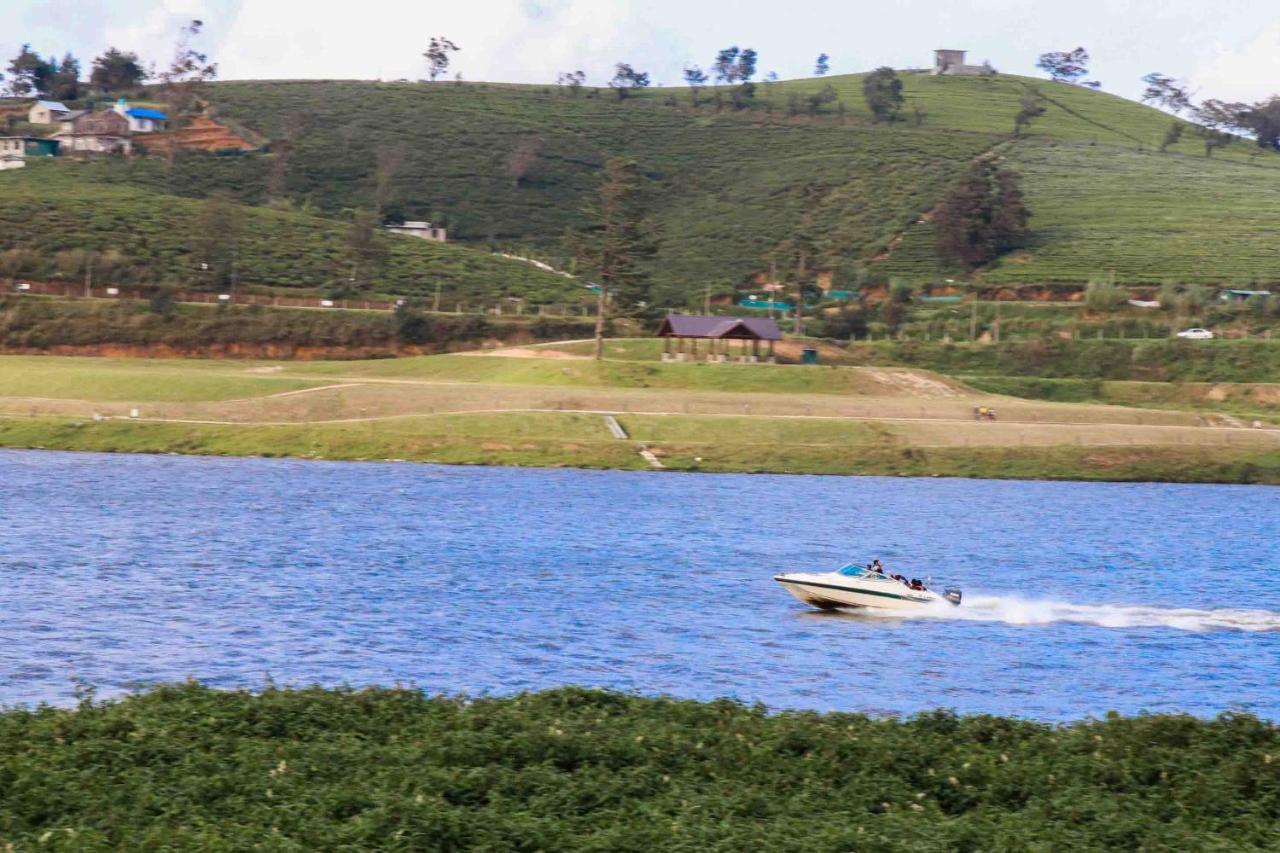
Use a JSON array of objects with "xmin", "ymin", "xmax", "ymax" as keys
[{"xmin": 1176, "ymin": 328, "xmax": 1214, "ymax": 340}]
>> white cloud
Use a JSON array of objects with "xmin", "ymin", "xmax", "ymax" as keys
[
  {"xmin": 211, "ymin": 0, "xmax": 685, "ymax": 86},
  {"xmin": 1192, "ymin": 24, "xmax": 1280, "ymax": 103}
]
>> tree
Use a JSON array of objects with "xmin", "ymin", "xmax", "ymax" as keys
[
  {"xmin": 90, "ymin": 48, "xmax": 148, "ymax": 92},
  {"xmin": 0, "ymin": 248, "xmax": 37, "ymax": 288},
  {"xmin": 735, "ymin": 48, "xmax": 758, "ymax": 83},
  {"xmin": 862, "ymin": 67, "xmax": 904, "ymax": 122},
  {"xmin": 506, "ymin": 135, "xmax": 544, "ymax": 187},
  {"xmin": 934, "ymin": 161, "xmax": 1031, "ymax": 270},
  {"xmin": 557, "ymin": 70, "xmax": 585, "ymax": 95},
  {"xmin": 46, "ymin": 53, "xmax": 81, "ymax": 101},
  {"xmin": 424, "ymin": 37, "xmax": 459, "ymax": 82},
  {"xmin": 1159, "ymin": 121, "xmax": 1184, "ymax": 153},
  {"xmin": 373, "ymin": 143, "xmax": 406, "ymax": 216},
  {"xmin": 1014, "ymin": 91, "xmax": 1047, "ymax": 136},
  {"xmin": 1140, "ymin": 73, "xmax": 1191, "ymax": 114},
  {"xmin": 5, "ymin": 44, "xmax": 55, "ymax": 96},
  {"xmin": 581, "ymin": 158, "xmax": 655, "ymax": 359},
  {"xmin": 1191, "ymin": 100, "xmax": 1241, "ymax": 157},
  {"xmin": 608, "ymin": 63, "xmax": 650, "ymax": 100},
  {"xmin": 159, "ymin": 20, "xmax": 218, "ymax": 126},
  {"xmin": 344, "ymin": 209, "xmax": 386, "ymax": 292},
  {"xmin": 815, "ymin": 53, "xmax": 830, "ymax": 76},
  {"xmin": 712, "ymin": 47, "xmax": 740, "ymax": 84},
  {"xmin": 266, "ymin": 112, "xmax": 308, "ymax": 200},
  {"xmin": 769, "ymin": 183, "xmax": 828, "ymax": 336},
  {"xmin": 806, "ymin": 84, "xmax": 838, "ymax": 116},
  {"xmin": 1235, "ymin": 97, "xmax": 1280, "ymax": 150},
  {"xmin": 682, "ymin": 65, "xmax": 708, "ymax": 105},
  {"xmin": 1036, "ymin": 47, "xmax": 1090, "ymax": 84},
  {"xmin": 731, "ymin": 82, "xmax": 757, "ymax": 110},
  {"xmin": 192, "ymin": 192, "xmax": 244, "ymax": 291}
]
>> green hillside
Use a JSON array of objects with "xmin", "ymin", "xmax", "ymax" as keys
[
  {"xmin": 199, "ymin": 72, "xmax": 1280, "ymax": 292},
  {"xmin": 6, "ymin": 70, "xmax": 1280, "ymax": 303},
  {"xmin": 0, "ymin": 164, "xmax": 580, "ymax": 304}
]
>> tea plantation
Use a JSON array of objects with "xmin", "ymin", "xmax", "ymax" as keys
[
  {"xmin": 6, "ymin": 70, "xmax": 1280, "ymax": 304},
  {"xmin": 0, "ymin": 684, "xmax": 1276, "ymax": 850}
]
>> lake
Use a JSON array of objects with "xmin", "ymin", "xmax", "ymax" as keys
[{"xmin": 3, "ymin": 449, "xmax": 1278, "ymax": 720}]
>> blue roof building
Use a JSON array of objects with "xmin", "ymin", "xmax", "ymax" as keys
[{"xmin": 112, "ymin": 98, "xmax": 168, "ymax": 132}]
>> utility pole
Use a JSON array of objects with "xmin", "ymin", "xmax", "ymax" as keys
[
  {"xmin": 593, "ymin": 284, "xmax": 608, "ymax": 360},
  {"xmin": 83, "ymin": 253, "xmax": 93, "ymax": 298},
  {"xmin": 704, "ymin": 285, "xmax": 711, "ymax": 315},
  {"xmin": 433, "ymin": 280, "xmax": 442, "ymax": 312},
  {"xmin": 970, "ymin": 296, "xmax": 978, "ymax": 341}
]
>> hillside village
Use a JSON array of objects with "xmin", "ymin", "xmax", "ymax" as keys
[
  {"xmin": 1, "ymin": 34, "xmax": 1279, "ymax": 349},
  {"xmin": 1, "ymin": 96, "xmax": 256, "ymax": 167}
]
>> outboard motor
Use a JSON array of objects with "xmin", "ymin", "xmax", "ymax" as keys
[{"xmin": 943, "ymin": 587, "xmax": 963, "ymax": 606}]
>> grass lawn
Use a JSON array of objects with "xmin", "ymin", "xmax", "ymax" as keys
[{"xmin": 0, "ymin": 355, "xmax": 322, "ymax": 401}]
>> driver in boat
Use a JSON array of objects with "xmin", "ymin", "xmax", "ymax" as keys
[{"xmin": 871, "ymin": 559, "xmax": 884, "ymax": 574}]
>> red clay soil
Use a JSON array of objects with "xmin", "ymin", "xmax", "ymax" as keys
[{"xmin": 142, "ymin": 117, "xmax": 257, "ymax": 154}]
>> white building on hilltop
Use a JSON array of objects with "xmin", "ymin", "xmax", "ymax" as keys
[{"xmin": 932, "ymin": 49, "xmax": 988, "ymax": 76}]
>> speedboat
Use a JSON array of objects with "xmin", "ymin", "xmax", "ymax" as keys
[{"xmin": 774, "ymin": 564, "xmax": 962, "ymax": 611}]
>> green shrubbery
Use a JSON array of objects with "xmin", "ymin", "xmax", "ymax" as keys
[
  {"xmin": 851, "ymin": 339, "xmax": 1280, "ymax": 382},
  {"xmin": 0, "ymin": 684, "xmax": 1276, "ymax": 849},
  {"xmin": 0, "ymin": 298, "xmax": 596, "ymax": 353}
]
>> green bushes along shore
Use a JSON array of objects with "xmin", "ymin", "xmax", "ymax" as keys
[{"xmin": 0, "ymin": 684, "xmax": 1277, "ymax": 850}]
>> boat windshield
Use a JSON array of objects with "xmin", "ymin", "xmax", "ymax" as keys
[{"xmin": 838, "ymin": 564, "xmax": 870, "ymax": 576}]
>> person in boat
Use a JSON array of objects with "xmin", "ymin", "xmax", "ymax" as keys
[
  {"xmin": 871, "ymin": 559, "xmax": 884, "ymax": 574},
  {"xmin": 910, "ymin": 578, "xmax": 927, "ymax": 591},
  {"xmin": 890, "ymin": 573, "xmax": 907, "ymax": 584}
]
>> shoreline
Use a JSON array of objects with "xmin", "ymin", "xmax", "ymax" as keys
[{"xmin": 3, "ymin": 415, "xmax": 1278, "ymax": 485}]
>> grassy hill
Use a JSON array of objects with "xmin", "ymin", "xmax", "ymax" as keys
[
  {"xmin": 0, "ymin": 164, "xmax": 582, "ymax": 305},
  {"xmin": 6, "ymin": 70, "xmax": 1280, "ymax": 303}
]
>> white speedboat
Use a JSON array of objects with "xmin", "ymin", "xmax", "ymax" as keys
[{"xmin": 774, "ymin": 564, "xmax": 962, "ymax": 611}]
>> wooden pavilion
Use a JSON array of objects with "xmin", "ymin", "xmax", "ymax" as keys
[{"xmin": 655, "ymin": 314, "xmax": 782, "ymax": 361}]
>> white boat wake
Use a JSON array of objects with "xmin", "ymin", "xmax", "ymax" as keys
[{"xmin": 870, "ymin": 595, "xmax": 1280, "ymax": 633}]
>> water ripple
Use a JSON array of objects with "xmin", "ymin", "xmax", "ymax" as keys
[{"xmin": 1, "ymin": 449, "xmax": 1278, "ymax": 720}]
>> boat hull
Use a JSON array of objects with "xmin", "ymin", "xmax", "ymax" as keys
[{"xmin": 774, "ymin": 573, "xmax": 942, "ymax": 611}]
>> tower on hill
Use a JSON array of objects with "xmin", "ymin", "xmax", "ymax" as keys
[{"xmin": 933, "ymin": 49, "xmax": 986, "ymax": 76}]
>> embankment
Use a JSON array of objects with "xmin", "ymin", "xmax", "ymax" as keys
[{"xmin": 0, "ymin": 298, "xmax": 597, "ymax": 359}]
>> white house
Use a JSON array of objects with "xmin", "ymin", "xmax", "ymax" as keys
[
  {"xmin": 384, "ymin": 221, "xmax": 448, "ymax": 242},
  {"xmin": 28, "ymin": 100, "xmax": 70, "ymax": 124},
  {"xmin": 111, "ymin": 98, "xmax": 168, "ymax": 132},
  {"xmin": 0, "ymin": 136, "xmax": 60, "ymax": 170}
]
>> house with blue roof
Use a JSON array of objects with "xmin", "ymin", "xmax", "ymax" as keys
[{"xmin": 111, "ymin": 99, "xmax": 167, "ymax": 133}]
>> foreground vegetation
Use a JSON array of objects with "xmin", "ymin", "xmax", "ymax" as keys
[{"xmin": 1, "ymin": 683, "xmax": 1277, "ymax": 849}]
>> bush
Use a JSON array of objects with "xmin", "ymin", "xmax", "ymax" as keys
[
  {"xmin": 0, "ymin": 684, "xmax": 1277, "ymax": 849},
  {"xmin": 1084, "ymin": 276, "xmax": 1128, "ymax": 311}
]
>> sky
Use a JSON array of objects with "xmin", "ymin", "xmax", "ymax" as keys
[{"xmin": 3, "ymin": 0, "xmax": 1278, "ymax": 104}]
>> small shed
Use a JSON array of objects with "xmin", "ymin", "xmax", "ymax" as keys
[
  {"xmin": 28, "ymin": 100, "xmax": 70, "ymax": 124},
  {"xmin": 384, "ymin": 221, "xmax": 447, "ymax": 242},
  {"xmin": 656, "ymin": 313, "xmax": 783, "ymax": 360},
  {"xmin": 1218, "ymin": 288, "xmax": 1272, "ymax": 302},
  {"xmin": 0, "ymin": 136, "xmax": 60, "ymax": 170}
]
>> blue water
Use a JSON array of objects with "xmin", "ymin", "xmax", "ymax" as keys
[{"xmin": 2, "ymin": 449, "xmax": 1278, "ymax": 720}]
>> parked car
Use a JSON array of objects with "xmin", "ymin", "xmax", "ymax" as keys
[{"xmin": 1176, "ymin": 328, "xmax": 1214, "ymax": 340}]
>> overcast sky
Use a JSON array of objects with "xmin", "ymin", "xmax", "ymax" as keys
[{"xmin": 4, "ymin": 0, "xmax": 1278, "ymax": 103}]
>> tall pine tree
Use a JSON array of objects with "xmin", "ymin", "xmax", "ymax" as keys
[{"xmin": 581, "ymin": 158, "xmax": 655, "ymax": 360}]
